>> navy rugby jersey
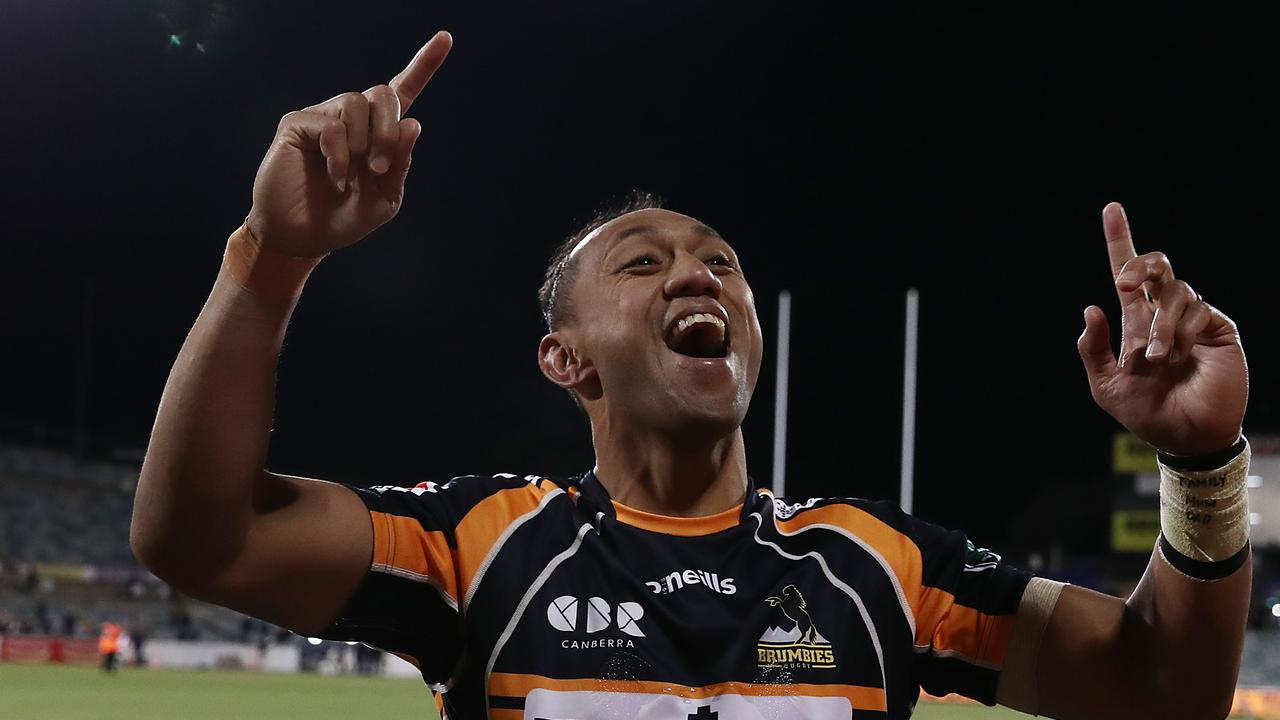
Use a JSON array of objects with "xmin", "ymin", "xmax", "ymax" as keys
[{"xmin": 319, "ymin": 472, "xmax": 1032, "ymax": 719}]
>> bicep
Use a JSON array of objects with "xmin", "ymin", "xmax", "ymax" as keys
[{"xmin": 201, "ymin": 474, "xmax": 373, "ymax": 635}]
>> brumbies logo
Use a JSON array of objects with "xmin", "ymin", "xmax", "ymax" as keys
[{"xmin": 757, "ymin": 585, "xmax": 836, "ymax": 669}]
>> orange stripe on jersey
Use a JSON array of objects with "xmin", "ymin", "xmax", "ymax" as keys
[
  {"xmin": 922, "ymin": 594, "xmax": 1018, "ymax": 667},
  {"xmin": 916, "ymin": 585, "xmax": 951, "ymax": 647},
  {"xmin": 454, "ymin": 483, "xmax": 559, "ymax": 594},
  {"xmin": 489, "ymin": 672, "xmax": 889, "ymax": 711},
  {"xmin": 369, "ymin": 511, "xmax": 458, "ymax": 604},
  {"xmin": 611, "ymin": 501, "xmax": 742, "ymax": 536}
]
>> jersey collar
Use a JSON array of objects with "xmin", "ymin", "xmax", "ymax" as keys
[{"xmin": 575, "ymin": 470, "xmax": 758, "ymax": 536}]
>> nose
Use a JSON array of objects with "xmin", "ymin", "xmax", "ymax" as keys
[{"xmin": 663, "ymin": 251, "xmax": 723, "ymax": 300}]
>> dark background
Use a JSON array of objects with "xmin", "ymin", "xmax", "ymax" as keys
[{"xmin": 2, "ymin": 1, "xmax": 1275, "ymax": 556}]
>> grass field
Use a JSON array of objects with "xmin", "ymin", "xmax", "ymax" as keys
[{"xmin": 0, "ymin": 663, "xmax": 1038, "ymax": 719}]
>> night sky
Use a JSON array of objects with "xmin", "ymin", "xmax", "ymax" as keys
[{"xmin": 3, "ymin": 2, "xmax": 1276, "ymax": 557}]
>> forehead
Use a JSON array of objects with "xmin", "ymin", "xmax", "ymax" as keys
[{"xmin": 568, "ymin": 208, "xmax": 731, "ymax": 263}]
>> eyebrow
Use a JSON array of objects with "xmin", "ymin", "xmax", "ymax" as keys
[{"xmin": 692, "ymin": 223, "xmax": 722, "ymax": 238}]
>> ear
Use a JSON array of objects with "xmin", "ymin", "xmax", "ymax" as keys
[{"xmin": 538, "ymin": 331, "xmax": 596, "ymax": 391}]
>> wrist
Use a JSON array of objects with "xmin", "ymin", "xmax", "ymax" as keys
[
  {"xmin": 1156, "ymin": 436, "xmax": 1251, "ymax": 581},
  {"xmin": 222, "ymin": 221, "xmax": 324, "ymax": 301}
]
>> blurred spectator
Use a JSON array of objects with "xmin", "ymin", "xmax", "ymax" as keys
[
  {"xmin": 355, "ymin": 643, "xmax": 383, "ymax": 675},
  {"xmin": 240, "ymin": 615, "xmax": 257, "ymax": 642},
  {"xmin": 254, "ymin": 631, "xmax": 271, "ymax": 670},
  {"xmin": 130, "ymin": 624, "xmax": 149, "ymax": 667},
  {"xmin": 98, "ymin": 621, "xmax": 123, "ymax": 673},
  {"xmin": 20, "ymin": 565, "xmax": 38, "ymax": 594},
  {"xmin": 34, "ymin": 601, "xmax": 52, "ymax": 635}
]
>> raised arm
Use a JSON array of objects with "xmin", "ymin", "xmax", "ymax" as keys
[
  {"xmin": 1003, "ymin": 202, "xmax": 1250, "ymax": 720},
  {"xmin": 130, "ymin": 32, "xmax": 453, "ymax": 634}
]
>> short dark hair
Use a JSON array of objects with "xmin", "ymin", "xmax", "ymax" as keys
[{"xmin": 538, "ymin": 191, "xmax": 664, "ymax": 331}]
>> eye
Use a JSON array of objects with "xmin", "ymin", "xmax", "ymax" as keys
[
  {"xmin": 705, "ymin": 253, "xmax": 737, "ymax": 270},
  {"xmin": 620, "ymin": 254, "xmax": 659, "ymax": 270}
]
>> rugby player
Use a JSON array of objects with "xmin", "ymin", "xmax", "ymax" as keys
[{"xmin": 131, "ymin": 31, "xmax": 1253, "ymax": 719}]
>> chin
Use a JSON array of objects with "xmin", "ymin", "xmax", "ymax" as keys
[{"xmin": 662, "ymin": 396, "xmax": 749, "ymax": 446}]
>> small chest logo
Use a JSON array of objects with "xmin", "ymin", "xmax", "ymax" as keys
[{"xmin": 756, "ymin": 585, "xmax": 836, "ymax": 669}]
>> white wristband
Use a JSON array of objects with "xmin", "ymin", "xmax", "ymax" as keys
[{"xmin": 1157, "ymin": 437, "xmax": 1250, "ymax": 580}]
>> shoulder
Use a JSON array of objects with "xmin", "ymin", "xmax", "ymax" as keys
[
  {"xmin": 351, "ymin": 472, "xmax": 570, "ymax": 526},
  {"xmin": 750, "ymin": 490, "xmax": 961, "ymax": 556},
  {"xmin": 752, "ymin": 490, "xmax": 910, "ymax": 531},
  {"xmin": 366, "ymin": 472, "xmax": 564, "ymax": 499}
]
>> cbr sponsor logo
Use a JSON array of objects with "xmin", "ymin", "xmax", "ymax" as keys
[
  {"xmin": 547, "ymin": 596, "xmax": 645, "ymax": 650},
  {"xmin": 646, "ymin": 569, "xmax": 736, "ymax": 596},
  {"xmin": 757, "ymin": 584, "xmax": 836, "ymax": 670}
]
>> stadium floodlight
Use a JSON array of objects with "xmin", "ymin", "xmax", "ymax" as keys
[
  {"xmin": 307, "ymin": 637, "xmax": 323, "ymax": 646},
  {"xmin": 1272, "ymin": 603, "xmax": 1280, "ymax": 619}
]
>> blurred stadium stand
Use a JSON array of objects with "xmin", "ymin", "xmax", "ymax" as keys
[
  {"xmin": 0, "ymin": 448, "xmax": 135, "ymax": 568},
  {"xmin": 0, "ymin": 442, "xmax": 421, "ymax": 678},
  {"xmin": 0, "ymin": 444, "xmax": 264, "ymax": 643}
]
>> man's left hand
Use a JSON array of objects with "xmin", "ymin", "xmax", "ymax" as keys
[{"xmin": 1076, "ymin": 202, "xmax": 1248, "ymax": 456}]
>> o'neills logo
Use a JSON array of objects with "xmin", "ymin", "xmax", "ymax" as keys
[
  {"xmin": 757, "ymin": 584, "xmax": 836, "ymax": 669},
  {"xmin": 646, "ymin": 568, "xmax": 736, "ymax": 596}
]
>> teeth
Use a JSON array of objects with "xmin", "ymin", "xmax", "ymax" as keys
[{"xmin": 673, "ymin": 312, "xmax": 726, "ymax": 336}]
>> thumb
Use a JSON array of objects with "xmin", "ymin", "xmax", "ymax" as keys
[
  {"xmin": 377, "ymin": 117, "xmax": 423, "ymax": 202},
  {"xmin": 1077, "ymin": 305, "xmax": 1117, "ymax": 395}
]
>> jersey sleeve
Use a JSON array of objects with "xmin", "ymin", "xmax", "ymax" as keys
[
  {"xmin": 316, "ymin": 473, "xmax": 556, "ymax": 684},
  {"xmin": 906, "ymin": 513, "xmax": 1032, "ymax": 705}
]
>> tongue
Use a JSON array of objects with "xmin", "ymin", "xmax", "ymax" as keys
[{"xmin": 668, "ymin": 323, "xmax": 726, "ymax": 359}]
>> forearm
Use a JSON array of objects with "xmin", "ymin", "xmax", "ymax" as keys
[
  {"xmin": 1133, "ymin": 439, "xmax": 1254, "ymax": 716},
  {"xmin": 1036, "ymin": 553, "xmax": 1249, "ymax": 720},
  {"xmin": 131, "ymin": 263, "xmax": 299, "ymax": 581},
  {"xmin": 1038, "ymin": 440, "xmax": 1253, "ymax": 720},
  {"xmin": 1126, "ymin": 549, "xmax": 1251, "ymax": 718}
]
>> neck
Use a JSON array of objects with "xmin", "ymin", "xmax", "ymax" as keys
[{"xmin": 589, "ymin": 419, "xmax": 749, "ymax": 517}]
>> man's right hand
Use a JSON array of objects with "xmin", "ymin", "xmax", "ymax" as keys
[{"xmin": 245, "ymin": 31, "xmax": 452, "ymax": 258}]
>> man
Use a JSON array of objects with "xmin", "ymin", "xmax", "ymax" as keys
[
  {"xmin": 131, "ymin": 31, "xmax": 1252, "ymax": 719},
  {"xmin": 99, "ymin": 620, "xmax": 123, "ymax": 674}
]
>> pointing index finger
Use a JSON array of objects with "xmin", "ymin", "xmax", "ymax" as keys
[
  {"xmin": 390, "ymin": 31, "xmax": 453, "ymax": 116},
  {"xmin": 1102, "ymin": 202, "xmax": 1140, "ymax": 298}
]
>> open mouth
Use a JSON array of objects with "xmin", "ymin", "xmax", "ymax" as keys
[{"xmin": 665, "ymin": 312, "xmax": 729, "ymax": 359}]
